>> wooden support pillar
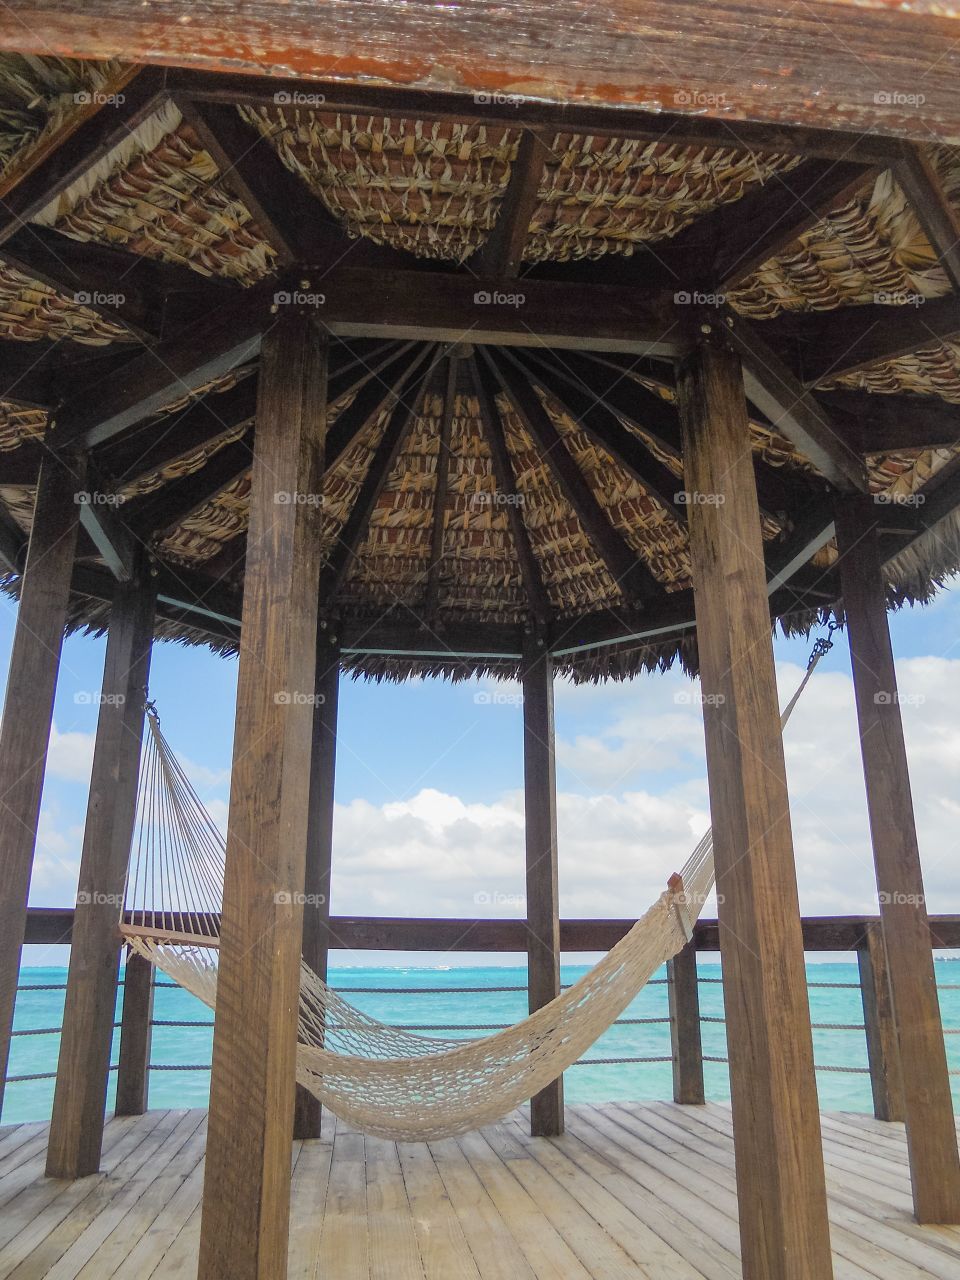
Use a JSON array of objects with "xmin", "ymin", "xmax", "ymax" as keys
[
  {"xmin": 115, "ymin": 949, "xmax": 155, "ymax": 1116},
  {"xmin": 858, "ymin": 921, "xmax": 905, "ymax": 1123},
  {"xmin": 836, "ymin": 496, "xmax": 960, "ymax": 1222},
  {"xmin": 0, "ymin": 451, "xmax": 85, "ymax": 1119},
  {"xmin": 676, "ymin": 336, "xmax": 833, "ymax": 1280},
  {"xmin": 293, "ymin": 630, "xmax": 340, "ymax": 1140},
  {"xmin": 521, "ymin": 636, "xmax": 564, "ymax": 1137},
  {"xmin": 198, "ymin": 318, "xmax": 327, "ymax": 1280},
  {"xmin": 667, "ymin": 940, "xmax": 704, "ymax": 1105},
  {"xmin": 46, "ymin": 568, "xmax": 156, "ymax": 1177}
]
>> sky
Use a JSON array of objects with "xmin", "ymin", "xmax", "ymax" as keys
[{"xmin": 8, "ymin": 576, "xmax": 960, "ymax": 967}]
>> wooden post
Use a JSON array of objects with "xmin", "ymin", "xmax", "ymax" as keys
[
  {"xmin": 667, "ymin": 940, "xmax": 704, "ymax": 1104},
  {"xmin": 858, "ymin": 921, "xmax": 905, "ymax": 1123},
  {"xmin": 836, "ymin": 495, "xmax": 960, "ymax": 1221},
  {"xmin": 0, "ymin": 451, "xmax": 85, "ymax": 1118},
  {"xmin": 676, "ymin": 336, "xmax": 833, "ymax": 1279},
  {"xmin": 46, "ymin": 569, "xmax": 156, "ymax": 1177},
  {"xmin": 198, "ymin": 318, "xmax": 327, "ymax": 1280},
  {"xmin": 293, "ymin": 631, "xmax": 339, "ymax": 1140},
  {"xmin": 521, "ymin": 636, "xmax": 564, "ymax": 1137},
  {"xmin": 115, "ymin": 949, "xmax": 155, "ymax": 1116}
]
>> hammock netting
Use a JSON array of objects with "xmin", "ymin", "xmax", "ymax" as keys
[{"xmin": 120, "ymin": 645, "xmax": 829, "ymax": 1142}]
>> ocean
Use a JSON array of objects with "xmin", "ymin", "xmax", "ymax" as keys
[{"xmin": 6, "ymin": 961, "xmax": 960, "ymax": 1125}]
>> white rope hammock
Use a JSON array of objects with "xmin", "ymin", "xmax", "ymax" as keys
[{"xmin": 120, "ymin": 641, "xmax": 830, "ymax": 1141}]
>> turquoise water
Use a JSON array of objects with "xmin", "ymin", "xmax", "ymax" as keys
[{"xmin": 6, "ymin": 960, "xmax": 960, "ymax": 1125}]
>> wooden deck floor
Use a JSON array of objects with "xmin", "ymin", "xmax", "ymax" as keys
[{"xmin": 1, "ymin": 1102, "xmax": 960, "ymax": 1278}]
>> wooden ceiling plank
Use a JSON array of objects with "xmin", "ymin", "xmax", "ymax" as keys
[
  {"xmin": 321, "ymin": 350, "xmax": 440, "ymax": 595},
  {"xmin": 722, "ymin": 311, "xmax": 870, "ymax": 491},
  {"xmin": 422, "ymin": 355, "xmax": 458, "ymax": 621},
  {"xmin": 472, "ymin": 129, "xmax": 548, "ymax": 278},
  {"xmin": 484, "ymin": 347, "xmax": 662, "ymax": 604},
  {"xmin": 894, "ymin": 144, "xmax": 960, "ymax": 293},
  {"xmin": 0, "ymin": 68, "xmax": 170, "ymax": 245},
  {"xmin": 469, "ymin": 353, "xmax": 551, "ymax": 623}
]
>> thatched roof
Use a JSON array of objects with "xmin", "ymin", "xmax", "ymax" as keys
[{"xmin": 0, "ymin": 55, "xmax": 958, "ymax": 681}]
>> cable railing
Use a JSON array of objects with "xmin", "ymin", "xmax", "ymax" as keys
[{"xmin": 6, "ymin": 911, "xmax": 960, "ymax": 1122}]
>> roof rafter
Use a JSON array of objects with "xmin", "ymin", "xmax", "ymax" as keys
[
  {"xmin": 0, "ymin": 67, "xmax": 170, "ymax": 245},
  {"xmin": 817, "ymin": 390, "xmax": 960, "ymax": 454},
  {"xmin": 469, "ymin": 353, "xmax": 551, "ymax": 624},
  {"xmin": 472, "ymin": 129, "xmax": 548, "ymax": 278},
  {"xmin": 320, "ymin": 350, "xmax": 440, "ymax": 596},
  {"xmin": 767, "ymin": 294, "xmax": 960, "ymax": 386},
  {"xmin": 894, "ymin": 144, "xmax": 960, "ymax": 293},
  {"xmin": 483, "ymin": 347, "xmax": 662, "ymax": 606},
  {"xmin": 122, "ymin": 429, "xmax": 254, "ymax": 543},
  {"xmin": 507, "ymin": 348, "xmax": 688, "ymax": 524},
  {"xmin": 422, "ymin": 354, "xmax": 459, "ymax": 622},
  {"xmin": 722, "ymin": 310, "xmax": 869, "ymax": 491}
]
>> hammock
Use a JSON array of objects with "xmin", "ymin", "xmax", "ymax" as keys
[{"xmin": 120, "ymin": 639, "xmax": 831, "ymax": 1142}]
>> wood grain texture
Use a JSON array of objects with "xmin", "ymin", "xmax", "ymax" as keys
[
  {"xmin": 676, "ymin": 338, "xmax": 833, "ymax": 1279},
  {"xmin": 667, "ymin": 941, "xmax": 704, "ymax": 1106},
  {"xmin": 115, "ymin": 949, "xmax": 156, "ymax": 1117},
  {"xmin": 521, "ymin": 639, "xmax": 563, "ymax": 1137},
  {"xmin": 46, "ymin": 570, "xmax": 156, "ymax": 1178},
  {"xmin": 4, "ymin": 2, "xmax": 960, "ymax": 143},
  {"xmin": 0, "ymin": 451, "xmax": 85, "ymax": 1119},
  {"xmin": 293, "ymin": 632, "xmax": 340, "ymax": 1140},
  {"xmin": 858, "ymin": 921, "xmax": 905, "ymax": 1124},
  {"xmin": 197, "ymin": 317, "xmax": 327, "ymax": 1280},
  {"xmin": 836, "ymin": 494, "xmax": 960, "ymax": 1223}
]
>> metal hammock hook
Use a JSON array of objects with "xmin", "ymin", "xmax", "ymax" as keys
[
  {"xmin": 807, "ymin": 619, "xmax": 841, "ymax": 669},
  {"xmin": 143, "ymin": 697, "xmax": 159, "ymax": 726}
]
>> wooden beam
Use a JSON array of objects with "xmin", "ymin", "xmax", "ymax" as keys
[
  {"xmin": 858, "ymin": 921, "xmax": 905, "ymax": 1124},
  {"xmin": 676, "ymin": 336, "xmax": 832, "ymax": 1279},
  {"xmin": 484, "ymin": 348, "xmax": 661, "ymax": 604},
  {"xmin": 835, "ymin": 495, "xmax": 960, "ymax": 1223},
  {"xmin": 76, "ymin": 461, "xmax": 138, "ymax": 580},
  {"xmin": 198, "ymin": 318, "xmax": 328, "ymax": 1280},
  {"xmin": 294, "ymin": 632, "xmax": 340, "ymax": 1140},
  {"xmin": 509, "ymin": 349, "xmax": 687, "ymax": 523},
  {"xmin": 174, "ymin": 99, "xmax": 328, "ymax": 266},
  {"xmin": 667, "ymin": 941, "xmax": 704, "ymax": 1105},
  {"xmin": 895, "ymin": 144, "xmax": 960, "ymax": 293},
  {"xmin": 0, "ymin": 67, "xmax": 169, "ymax": 244},
  {"xmin": 422, "ymin": 355, "xmax": 458, "ymax": 621},
  {"xmin": 46, "ymin": 569, "xmax": 155, "ymax": 1178},
  {"xmin": 817, "ymin": 390, "xmax": 960, "ymax": 454},
  {"xmin": 115, "ymin": 950, "xmax": 155, "ymax": 1117},
  {"xmin": 323, "ymin": 343, "xmax": 432, "ymax": 472},
  {"xmin": 320, "ymin": 350, "xmax": 438, "ymax": 597},
  {"xmin": 723, "ymin": 310, "xmax": 869, "ymax": 491},
  {"xmin": 122, "ymin": 430, "xmax": 254, "ymax": 543},
  {"xmin": 771, "ymin": 294, "xmax": 960, "ymax": 386},
  {"xmin": 473, "ymin": 129, "xmax": 547, "ymax": 277},
  {"xmin": 53, "ymin": 291, "xmax": 267, "ymax": 448},
  {"xmin": 12, "ymin": 7, "xmax": 960, "ymax": 149},
  {"xmin": 316, "ymin": 268, "xmax": 684, "ymax": 354},
  {"xmin": 521, "ymin": 637, "xmax": 563, "ymax": 1137},
  {"xmin": 469, "ymin": 355, "xmax": 551, "ymax": 625},
  {"xmin": 713, "ymin": 161, "xmax": 880, "ymax": 293},
  {"xmin": 0, "ymin": 451, "xmax": 85, "ymax": 1118}
]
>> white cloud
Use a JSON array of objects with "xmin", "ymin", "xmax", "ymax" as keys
[{"xmin": 46, "ymin": 723, "xmax": 95, "ymax": 783}]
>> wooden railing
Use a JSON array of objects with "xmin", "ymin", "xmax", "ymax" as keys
[{"xmin": 9, "ymin": 909, "xmax": 960, "ymax": 1123}]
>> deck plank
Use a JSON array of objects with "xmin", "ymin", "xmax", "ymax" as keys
[{"xmin": 2, "ymin": 1103, "xmax": 960, "ymax": 1280}]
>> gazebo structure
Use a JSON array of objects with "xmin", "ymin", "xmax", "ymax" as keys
[{"xmin": 0, "ymin": 4, "xmax": 959, "ymax": 1279}]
